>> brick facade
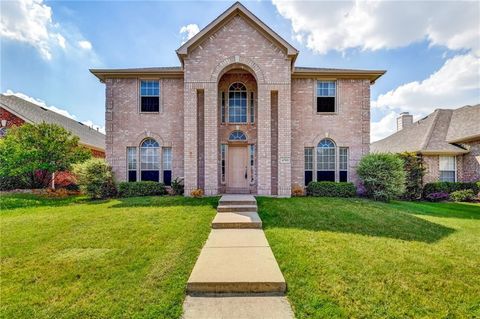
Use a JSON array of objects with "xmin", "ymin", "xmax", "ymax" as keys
[
  {"xmin": 98, "ymin": 5, "xmax": 384, "ymax": 196},
  {"xmin": 0, "ymin": 107, "xmax": 25, "ymax": 128}
]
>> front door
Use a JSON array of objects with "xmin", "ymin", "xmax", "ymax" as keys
[{"xmin": 227, "ymin": 145, "xmax": 249, "ymax": 192}]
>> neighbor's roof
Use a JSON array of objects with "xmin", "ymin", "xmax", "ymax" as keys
[
  {"xmin": 371, "ymin": 104, "xmax": 480, "ymax": 155},
  {"xmin": 176, "ymin": 2, "xmax": 299, "ymax": 63},
  {"xmin": 0, "ymin": 94, "xmax": 105, "ymax": 151}
]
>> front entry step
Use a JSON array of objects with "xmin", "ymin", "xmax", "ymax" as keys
[
  {"xmin": 211, "ymin": 212, "xmax": 262, "ymax": 229},
  {"xmin": 219, "ymin": 194, "xmax": 257, "ymax": 206},
  {"xmin": 186, "ymin": 246, "xmax": 286, "ymax": 294},
  {"xmin": 217, "ymin": 205, "xmax": 257, "ymax": 213}
]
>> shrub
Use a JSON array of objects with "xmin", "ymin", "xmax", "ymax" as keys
[
  {"xmin": 423, "ymin": 182, "xmax": 480, "ymax": 198},
  {"xmin": 0, "ymin": 175, "xmax": 30, "ymax": 191},
  {"xmin": 73, "ymin": 158, "xmax": 117, "ymax": 199},
  {"xmin": 425, "ymin": 192, "xmax": 450, "ymax": 202},
  {"xmin": 171, "ymin": 177, "xmax": 184, "ymax": 195},
  {"xmin": 357, "ymin": 153, "xmax": 406, "ymax": 202},
  {"xmin": 450, "ymin": 189, "xmax": 476, "ymax": 202},
  {"xmin": 291, "ymin": 184, "xmax": 305, "ymax": 197},
  {"xmin": 191, "ymin": 188, "xmax": 204, "ymax": 198},
  {"xmin": 398, "ymin": 152, "xmax": 425, "ymax": 200},
  {"xmin": 118, "ymin": 181, "xmax": 167, "ymax": 197},
  {"xmin": 306, "ymin": 181, "xmax": 356, "ymax": 197}
]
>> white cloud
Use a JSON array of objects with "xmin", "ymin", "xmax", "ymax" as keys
[
  {"xmin": 3, "ymin": 90, "xmax": 104, "ymax": 133},
  {"xmin": 78, "ymin": 40, "xmax": 92, "ymax": 50},
  {"xmin": 179, "ymin": 23, "xmax": 200, "ymax": 44},
  {"xmin": 373, "ymin": 53, "xmax": 480, "ymax": 114},
  {"xmin": 371, "ymin": 111, "xmax": 397, "ymax": 142},
  {"xmin": 0, "ymin": 0, "xmax": 93, "ymax": 60},
  {"xmin": 272, "ymin": 0, "xmax": 480, "ymax": 54}
]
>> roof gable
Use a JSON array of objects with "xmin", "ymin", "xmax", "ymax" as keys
[{"xmin": 176, "ymin": 2, "xmax": 298, "ymax": 63}]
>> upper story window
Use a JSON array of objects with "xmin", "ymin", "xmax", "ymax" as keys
[
  {"xmin": 317, "ymin": 81, "xmax": 336, "ymax": 113},
  {"xmin": 140, "ymin": 80, "xmax": 160, "ymax": 112},
  {"xmin": 439, "ymin": 156, "xmax": 456, "ymax": 182},
  {"xmin": 229, "ymin": 130, "xmax": 247, "ymax": 141},
  {"xmin": 228, "ymin": 82, "xmax": 247, "ymax": 123}
]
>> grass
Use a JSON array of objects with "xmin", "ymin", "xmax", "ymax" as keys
[
  {"xmin": 258, "ymin": 197, "xmax": 480, "ymax": 319},
  {"xmin": 0, "ymin": 194, "xmax": 218, "ymax": 319}
]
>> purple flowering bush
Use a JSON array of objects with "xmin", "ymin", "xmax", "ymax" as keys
[{"xmin": 425, "ymin": 192, "xmax": 449, "ymax": 202}]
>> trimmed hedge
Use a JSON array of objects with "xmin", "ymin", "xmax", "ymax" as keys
[
  {"xmin": 306, "ymin": 181, "xmax": 356, "ymax": 197},
  {"xmin": 450, "ymin": 189, "xmax": 477, "ymax": 202},
  {"xmin": 423, "ymin": 182, "xmax": 479, "ymax": 198},
  {"xmin": 118, "ymin": 181, "xmax": 167, "ymax": 197}
]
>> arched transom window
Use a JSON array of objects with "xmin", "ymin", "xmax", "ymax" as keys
[
  {"xmin": 317, "ymin": 138, "xmax": 336, "ymax": 182},
  {"xmin": 228, "ymin": 82, "xmax": 247, "ymax": 123},
  {"xmin": 229, "ymin": 130, "xmax": 247, "ymax": 141},
  {"xmin": 140, "ymin": 138, "xmax": 160, "ymax": 181}
]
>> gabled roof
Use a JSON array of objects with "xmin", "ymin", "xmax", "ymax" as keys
[
  {"xmin": 371, "ymin": 104, "xmax": 480, "ymax": 155},
  {"xmin": 0, "ymin": 94, "xmax": 105, "ymax": 151},
  {"xmin": 176, "ymin": 2, "xmax": 298, "ymax": 64}
]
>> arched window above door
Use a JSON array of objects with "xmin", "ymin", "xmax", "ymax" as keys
[
  {"xmin": 229, "ymin": 130, "xmax": 247, "ymax": 141},
  {"xmin": 228, "ymin": 82, "xmax": 247, "ymax": 123}
]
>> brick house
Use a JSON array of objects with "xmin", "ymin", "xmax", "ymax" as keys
[
  {"xmin": 371, "ymin": 105, "xmax": 480, "ymax": 183},
  {"xmin": 91, "ymin": 2, "xmax": 385, "ymax": 196},
  {"xmin": 0, "ymin": 94, "xmax": 105, "ymax": 158}
]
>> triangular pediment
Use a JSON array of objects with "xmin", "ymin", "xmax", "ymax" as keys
[{"xmin": 176, "ymin": 2, "xmax": 298, "ymax": 62}]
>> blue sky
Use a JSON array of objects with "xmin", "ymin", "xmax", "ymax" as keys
[{"xmin": 1, "ymin": 0, "xmax": 479, "ymax": 140}]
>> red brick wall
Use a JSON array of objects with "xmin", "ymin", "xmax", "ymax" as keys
[
  {"xmin": 0, "ymin": 107, "xmax": 25, "ymax": 128},
  {"xmin": 461, "ymin": 140, "xmax": 480, "ymax": 182}
]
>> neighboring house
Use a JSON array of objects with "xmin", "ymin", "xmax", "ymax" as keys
[
  {"xmin": 371, "ymin": 105, "xmax": 480, "ymax": 184},
  {"xmin": 0, "ymin": 94, "xmax": 105, "ymax": 157},
  {"xmin": 90, "ymin": 2, "xmax": 385, "ymax": 196}
]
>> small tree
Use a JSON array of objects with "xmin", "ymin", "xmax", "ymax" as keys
[
  {"xmin": 0, "ymin": 123, "xmax": 91, "ymax": 188},
  {"xmin": 398, "ymin": 152, "xmax": 425, "ymax": 200},
  {"xmin": 357, "ymin": 153, "xmax": 406, "ymax": 202},
  {"xmin": 73, "ymin": 158, "xmax": 117, "ymax": 199}
]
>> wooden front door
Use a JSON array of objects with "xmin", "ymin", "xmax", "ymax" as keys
[{"xmin": 227, "ymin": 145, "xmax": 248, "ymax": 192}]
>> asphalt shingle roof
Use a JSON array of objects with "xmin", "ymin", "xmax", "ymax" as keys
[
  {"xmin": 0, "ymin": 94, "xmax": 105, "ymax": 151},
  {"xmin": 371, "ymin": 105, "xmax": 479, "ymax": 154}
]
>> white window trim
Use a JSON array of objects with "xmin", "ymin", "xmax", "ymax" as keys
[
  {"xmin": 307, "ymin": 142, "xmax": 349, "ymax": 183},
  {"xmin": 439, "ymin": 155, "xmax": 457, "ymax": 182},
  {"xmin": 138, "ymin": 79, "xmax": 162, "ymax": 114},
  {"xmin": 314, "ymin": 79, "xmax": 338, "ymax": 115}
]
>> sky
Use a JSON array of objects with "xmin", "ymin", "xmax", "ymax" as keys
[{"xmin": 1, "ymin": 0, "xmax": 479, "ymax": 141}]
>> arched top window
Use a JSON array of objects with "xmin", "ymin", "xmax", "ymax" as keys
[
  {"xmin": 318, "ymin": 138, "xmax": 335, "ymax": 148},
  {"xmin": 141, "ymin": 138, "xmax": 159, "ymax": 148},
  {"xmin": 229, "ymin": 130, "xmax": 247, "ymax": 141},
  {"xmin": 228, "ymin": 82, "xmax": 247, "ymax": 123},
  {"xmin": 229, "ymin": 82, "xmax": 246, "ymax": 91}
]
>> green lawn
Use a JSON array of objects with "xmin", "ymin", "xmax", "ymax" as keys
[
  {"xmin": 258, "ymin": 197, "xmax": 480, "ymax": 319},
  {"xmin": 0, "ymin": 194, "xmax": 218, "ymax": 319}
]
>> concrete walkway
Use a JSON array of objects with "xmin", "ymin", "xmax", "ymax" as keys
[{"xmin": 182, "ymin": 195, "xmax": 294, "ymax": 319}]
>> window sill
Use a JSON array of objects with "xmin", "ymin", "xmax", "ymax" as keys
[
  {"xmin": 139, "ymin": 111, "xmax": 161, "ymax": 114},
  {"xmin": 316, "ymin": 112, "xmax": 337, "ymax": 115}
]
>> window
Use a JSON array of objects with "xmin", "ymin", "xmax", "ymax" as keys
[
  {"xmin": 250, "ymin": 92, "xmax": 255, "ymax": 124},
  {"xmin": 140, "ymin": 138, "xmax": 160, "ymax": 181},
  {"xmin": 140, "ymin": 80, "xmax": 160, "ymax": 112},
  {"xmin": 127, "ymin": 147, "xmax": 137, "ymax": 182},
  {"xmin": 220, "ymin": 91, "xmax": 226, "ymax": 123},
  {"xmin": 317, "ymin": 81, "xmax": 336, "ymax": 112},
  {"xmin": 163, "ymin": 147, "xmax": 172, "ymax": 186},
  {"xmin": 339, "ymin": 147, "xmax": 348, "ymax": 182},
  {"xmin": 221, "ymin": 144, "xmax": 227, "ymax": 184},
  {"xmin": 228, "ymin": 82, "xmax": 247, "ymax": 123},
  {"xmin": 317, "ymin": 138, "xmax": 336, "ymax": 181},
  {"xmin": 439, "ymin": 156, "xmax": 456, "ymax": 182},
  {"xmin": 304, "ymin": 147, "xmax": 314, "ymax": 186},
  {"xmin": 249, "ymin": 144, "xmax": 255, "ymax": 184},
  {"xmin": 229, "ymin": 130, "xmax": 247, "ymax": 141}
]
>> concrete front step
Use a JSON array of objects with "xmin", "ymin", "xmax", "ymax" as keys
[
  {"xmin": 219, "ymin": 194, "xmax": 257, "ymax": 206},
  {"xmin": 186, "ymin": 246, "xmax": 286, "ymax": 294},
  {"xmin": 217, "ymin": 205, "xmax": 257, "ymax": 213},
  {"xmin": 211, "ymin": 212, "xmax": 262, "ymax": 229}
]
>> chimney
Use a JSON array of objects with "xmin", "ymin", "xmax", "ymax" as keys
[{"xmin": 397, "ymin": 112, "xmax": 413, "ymax": 131}]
